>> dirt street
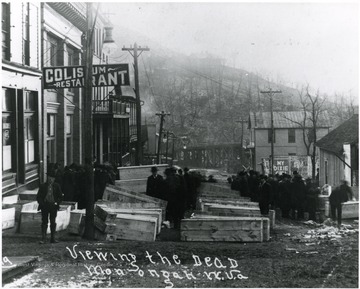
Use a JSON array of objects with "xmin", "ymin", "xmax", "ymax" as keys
[{"xmin": 2, "ymin": 218, "xmax": 358, "ymax": 288}]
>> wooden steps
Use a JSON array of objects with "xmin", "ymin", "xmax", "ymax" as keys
[
  {"xmin": 18, "ymin": 189, "xmax": 38, "ymax": 201},
  {"xmin": 181, "ymin": 217, "xmax": 264, "ymax": 242}
]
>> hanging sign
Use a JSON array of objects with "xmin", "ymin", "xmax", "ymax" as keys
[{"xmin": 43, "ymin": 64, "xmax": 130, "ymax": 89}]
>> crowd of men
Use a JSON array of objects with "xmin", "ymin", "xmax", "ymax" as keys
[
  {"xmin": 146, "ymin": 166, "xmax": 355, "ymax": 229},
  {"xmin": 229, "ymin": 170, "xmax": 321, "ymax": 220},
  {"xmin": 146, "ymin": 166, "xmax": 202, "ymax": 229}
]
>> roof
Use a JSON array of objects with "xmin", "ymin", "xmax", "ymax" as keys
[
  {"xmin": 316, "ymin": 114, "xmax": 358, "ymax": 154},
  {"xmin": 249, "ymin": 111, "xmax": 332, "ymax": 129}
]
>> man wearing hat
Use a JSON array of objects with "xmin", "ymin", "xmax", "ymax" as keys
[
  {"xmin": 36, "ymin": 167, "xmax": 63, "ymax": 244},
  {"xmin": 258, "ymin": 175, "xmax": 272, "ymax": 215},
  {"xmin": 146, "ymin": 166, "xmax": 164, "ymax": 199}
]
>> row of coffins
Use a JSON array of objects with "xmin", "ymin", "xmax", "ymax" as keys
[{"xmin": 181, "ymin": 183, "xmax": 273, "ymax": 242}]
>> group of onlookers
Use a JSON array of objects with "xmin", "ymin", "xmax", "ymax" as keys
[
  {"xmin": 229, "ymin": 170, "xmax": 354, "ymax": 228},
  {"xmin": 146, "ymin": 166, "xmax": 202, "ymax": 229}
]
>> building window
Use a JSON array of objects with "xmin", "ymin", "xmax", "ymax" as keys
[
  {"xmin": 23, "ymin": 3, "xmax": 30, "ymax": 65},
  {"xmin": 288, "ymin": 129, "xmax": 296, "ymax": 143},
  {"xmin": 47, "ymin": 35, "xmax": 60, "ymax": 67},
  {"xmin": 267, "ymin": 129, "xmax": 275, "ymax": 143},
  {"xmin": 2, "ymin": 3, "xmax": 10, "ymax": 60},
  {"xmin": 24, "ymin": 91, "xmax": 36, "ymax": 164},
  {"xmin": 2, "ymin": 88, "xmax": 14, "ymax": 171},
  {"xmin": 47, "ymin": 114, "xmax": 56, "ymax": 163},
  {"xmin": 67, "ymin": 46, "xmax": 78, "ymax": 93},
  {"xmin": 66, "ymin": 115, "xmax": 73, "ymax": 164}
]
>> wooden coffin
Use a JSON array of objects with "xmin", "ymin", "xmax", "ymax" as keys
[
  {"xmin": 102, "ymin": 185, "xmax": 167, "ymax": 209},
  {"xmin": 2, "ymin": 194, "xmax": 19, "ymax": 204},
  {"xmin": 19, "ymin": 205, "xmax": 71, "ymax": 234},
  {"xmin": 105, "ymin": 208, "xmax": 162, "ymax": 234},
  {"xmin": 94, "ymin": 204, "xmax": 161, "ymax": 237},
  {"xmin": 112, "ymin": 214, "xmax": 157, "ymax": 242},
  {"xmin": 181, "ymin": 217, "xmax": 263, "ymax": 242},
  {"xmin": 68, "ymin": 209, "xmax": 86, "ymax": 235},
  {"xmin": 189, "ymin": 214, "xmax": 270, "ymax": 241},
  {"xmin": 96, "ymin": 200, "xmax": 165, "ymax": 222},
  {"xmin": 201, "ymin": 201, "xmax": 258, "ymax": 212},
  {"xmin": 117, "ymin": 164, "xmax": 168, "ymax": 180},
  {"xmin": 207, "ymin": 204, "xmax": 261, "ymax": 216},
  {"xmin": 115, "ymin": 179, "xmax": 147, "ymax": 194},
  {"xmin": 341, "ymin": 201, "xmax": 359, "ymax": 219},
  {"xmin": 2, "ymin": 206, "xmax": 15, "ymax": 230}
]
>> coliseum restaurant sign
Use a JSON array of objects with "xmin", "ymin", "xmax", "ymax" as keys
[{"xmin": 43, "ymin": 64, "xmax": 130, "ymax": 89}]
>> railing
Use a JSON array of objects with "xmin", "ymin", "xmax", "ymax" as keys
[{"xmin": 93, "ymin": 99, "xmax": 130, "ymax": 116}]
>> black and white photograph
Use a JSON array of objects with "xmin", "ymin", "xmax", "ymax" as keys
[{"xmin": 1, "ymin": 1, "xmax": 359, "ymax": 287}]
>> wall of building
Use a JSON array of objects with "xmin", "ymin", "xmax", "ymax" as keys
[
  {"xmin": 319, "ymin": 149, "xmax": 344, "ymax": 187},
  {"xmin": 2, "ymin": 2, "xmax": 43, "ymax": 195},
  {"xmin": 254, "ymin": 127, "xmax": 329, "ymax": 173},
  {"xmin": 43, "ymin": 3, "xmax": 84, "ymax": 172}
]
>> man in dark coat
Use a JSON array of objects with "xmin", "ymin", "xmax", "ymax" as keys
[
  {"xmin": 291, "ymin": 174, "xmax": 306, "ymax": 219},
  {"xmin": 146, "ymin": 166, "xmax": 164, "ymax": 199},
  {"xmin": 330, "ymin": 180, "xmax": 353, "ymax": 228},
  {"xmin": 37, "ymin": 167, "xmax": 63, "ymax": 244},
  {"xmin": 278, "ymin": 174, "xmax": 292, "ymax": 218},
  {"xmin": 258, "ymin": 175, "xmax": 272, "ymax": 215}
]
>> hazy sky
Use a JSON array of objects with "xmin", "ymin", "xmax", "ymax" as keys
[{"xmin": 104, "ymin": 1, "xmax": 359, "ymax": 99}]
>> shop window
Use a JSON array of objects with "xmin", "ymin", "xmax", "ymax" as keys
[
  {"xmin": 24, "ymin": 91, "xmax": 37, "ymax": 164},
  {"xmin": 2, "ymin": 88, "xmax": 14, "ymax": 171},
  {"xmin": 47, "ymin": 114, "xmax": 56, "ymax": 163}
]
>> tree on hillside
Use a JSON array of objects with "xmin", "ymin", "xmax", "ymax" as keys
[
  {"xmin": 280, "ymin": 85, "xmax": 327, "ymax": 179},
  {"xmin": 328, "ymin": 93, "xmax": 357, "ymax": 126}
]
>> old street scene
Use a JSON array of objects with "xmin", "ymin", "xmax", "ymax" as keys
[{"xmin": 1, "ymin": 2, "xmax": 359, "ymax": 288}]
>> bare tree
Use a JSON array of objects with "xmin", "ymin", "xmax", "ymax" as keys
[{"xmin": 280, "ymin": 85, "xmax": 327, "ymax": 178}]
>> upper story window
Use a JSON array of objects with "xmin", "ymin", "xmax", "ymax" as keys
[
  {"xmin": 288, "ymin": 129, "xmax": 296, "ymax": 143},
  {"xmin": 267, "ymin": 129, "xmax": 276, "ymax": 143},
  {"xmin": 47, "ymin": 34, "xmax": 60, "ymax": 67},
  {"xmin": 23, "ymin": 3, "xmax": 30, "ymax": 65},
  {"xmin": 2, "ymin": 3, "xmax": 11, "ymax": 61}
]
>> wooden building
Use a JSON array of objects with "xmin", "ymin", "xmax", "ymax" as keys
[{"xmin": 316, "ymin": 114, "xmax": 359, "ymax": 187}]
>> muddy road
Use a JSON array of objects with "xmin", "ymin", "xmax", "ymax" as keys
[{"xmin": 2, "ymin": 219, "xmax": 358, "ymax": 288}]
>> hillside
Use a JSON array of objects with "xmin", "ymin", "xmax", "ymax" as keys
[{"xmin": 110, "ymin": 25, "xmax": 325, "ymax": 146}]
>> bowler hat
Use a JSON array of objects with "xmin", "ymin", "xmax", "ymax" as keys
[{"xmin": 151, "ymin": 166, "xmax": 158, "ymax": 172}]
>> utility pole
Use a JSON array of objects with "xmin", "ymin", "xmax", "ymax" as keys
[
  {"xmin": 122, "ymin": 43, "xmax": 149, "ymax": 165},
  {"xmin": 260, "ymin": 88, "xmax": 282, "ymax": 175},
  {"xmin": 236, "ymin": 118, "xmax": 247, "ymax": 165},
  {"xmin": 165, "ymin": 130, "xmax": 169, "ymax": 164},
  {"xmin": 83, "ymin": 2, "xmax": 95, "ymax": 240},
  {"xmin": 155, "ymin": 111, "xmax": 170, "ymax": 164}
]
